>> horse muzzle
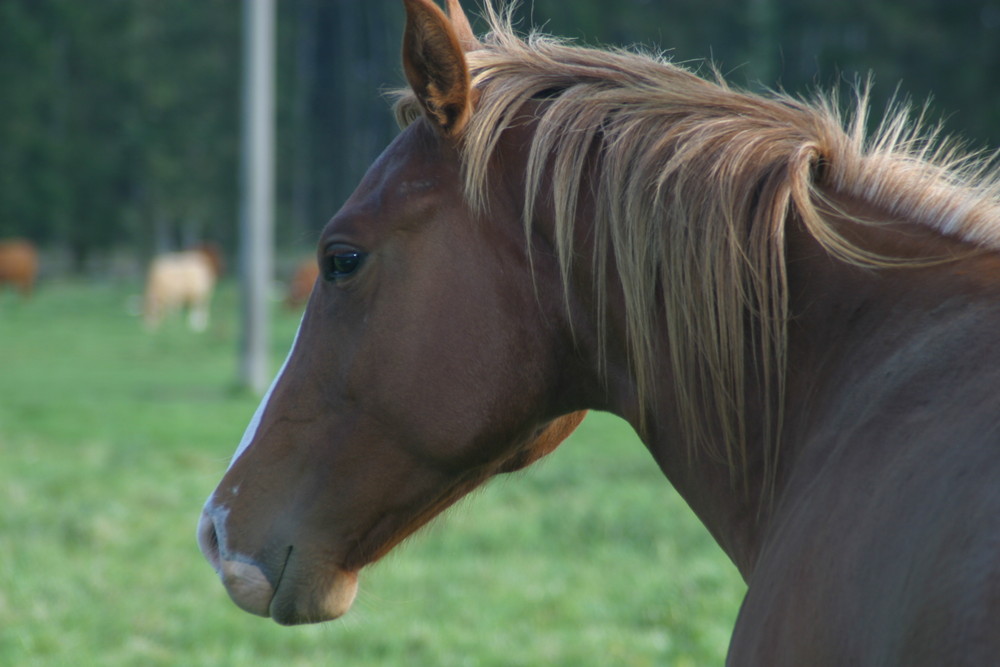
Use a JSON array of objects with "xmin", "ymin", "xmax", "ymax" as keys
[{"xmin": 197, "ymin": 502, "xmax": 358, "ymax": 625}]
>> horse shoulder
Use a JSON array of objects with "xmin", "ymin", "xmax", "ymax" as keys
[{"xmin": 730, "ymin": 405, "xmax": 1000, "ymax": 665}]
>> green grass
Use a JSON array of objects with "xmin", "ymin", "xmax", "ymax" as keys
[{"xmin": 0, "ymin": 280, "xmax": 744, "ymax": 666}]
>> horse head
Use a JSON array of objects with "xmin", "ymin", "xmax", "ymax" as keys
[{"xmin": 198, "ymin": 0, "xmax": 587, "ymax": 624}]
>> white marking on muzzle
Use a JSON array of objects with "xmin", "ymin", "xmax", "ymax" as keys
[{"xmin": 228, "ymin": 319, "xmax": 304, "ymax": 470}]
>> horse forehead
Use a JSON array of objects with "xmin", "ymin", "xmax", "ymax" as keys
[
  {"xmin": 367, "ymin": 121, "xmax": 458, "ymax": 198},
  {"xmin": 326, "ymin": 134, "xmax": 464, "ymax": 238},
  {"xmin": 395, "ymin": 177, "xmax": 437, "ymax": 198}
]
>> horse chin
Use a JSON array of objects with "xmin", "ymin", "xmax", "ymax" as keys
[
  {"xmin": 216, "ymin": 553, "xmax": 358, "ymax": 625},
  {"xmin": 267, "ymin": 559, "xmax": 359, "ymax": 626}
]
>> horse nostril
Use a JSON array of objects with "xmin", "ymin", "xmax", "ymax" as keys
[{"xmin": 197, "ymin": 509, "xmax": 223, "ymax": 572}]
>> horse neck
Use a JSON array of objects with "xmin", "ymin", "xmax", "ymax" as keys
[
  {"xmin": 563, "ymin": 187, "xmax": 1000, "ymax": 580},
  {"xmin": 771, "ymin": 196, "xmax": 1000, "ymax": 557},
  {"xmin": 569, "ymin": 302, "xmax": 773, "ymax": 578},
  {"xmin": 781, "ymin": 193, "xmax": 1000, "ymax": 433},
  {"xmin": 550, "ymin": 209, "xmax": 774, "ymax": 579}
]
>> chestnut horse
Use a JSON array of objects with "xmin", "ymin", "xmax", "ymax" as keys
[
  {"xmin": 0, "ymin": 239, "xmax": 38, "ymax": 297},
  {"xmin": 144, "ymin": 244, "xmax": 223, "ymax": 331},
  {"xmin": 199, "ymin": 1, "xmax": 1000, "ymax": 662}
]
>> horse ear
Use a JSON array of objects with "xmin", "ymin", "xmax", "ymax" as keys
[
  {"xmin": 445, "ymin": 0, "xmax": 480, "ymax": 51},
  {"xmin": 402, "ymin": 0, "xmax": 472, "ymax": 137}
]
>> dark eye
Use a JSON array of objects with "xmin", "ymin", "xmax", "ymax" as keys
[{"xmin": 322, "ymin": 245, "xmax": 367, "ymax": 282}]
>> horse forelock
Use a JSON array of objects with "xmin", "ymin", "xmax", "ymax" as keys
[{"xmin": 394, "ymin": 1, "xmax": 1000, "ymax": 486}]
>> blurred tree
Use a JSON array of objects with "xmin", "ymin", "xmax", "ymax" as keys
[
  {"xmin": 274, "ymin": 0, "xmax": 403, "ymax": 247},
  {"xmin": 509, "ymin": 0, "xmax": 999, "ymax": 147},
  {"xmin": 0, "ymin": 0, "xmax": 240, "ymax": 272},
  {"xmin": 125, "ymin": 0, "xmax": 240, "ymax": 262},
  {"xmin": 0, "ymin": 0, "xmax": 997, "ymax": 272},
  {"xmin": 0, "ymin": 1, "xmax": 56, "ymax": 242}
]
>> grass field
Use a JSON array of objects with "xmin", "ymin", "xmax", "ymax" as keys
[{"xmin": 0, "ymin": 280, "xmax": 744, "ymax": 666}]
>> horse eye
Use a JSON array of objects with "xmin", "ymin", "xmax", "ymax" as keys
[{"xmin": 322, "ymin": 246, "xmax": 367, "ymax": 282}]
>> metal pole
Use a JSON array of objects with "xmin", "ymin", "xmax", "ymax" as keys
[{"xmin": 238, "ymin": 0, "xmax": 275, "ymax": 394}]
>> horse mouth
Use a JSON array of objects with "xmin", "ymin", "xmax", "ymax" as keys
[
  {"xmin": 198, "ymin": 509, "xmax": 359, "ymax": 625},
  {"xmin": 213, "ymin": 549, "xmax": 358, "ymax": 625},
  {"xmin": 266, "ymin": 552, "xmax": 359, "ymax": 625},
  {"xmin": 217, "ymin": 556, "xmax": 279, "ymax": 618}
]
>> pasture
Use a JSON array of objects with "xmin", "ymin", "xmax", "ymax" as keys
[{"xmin": 0, "ymin": 279, "xmax": 743, "ymax": 666}]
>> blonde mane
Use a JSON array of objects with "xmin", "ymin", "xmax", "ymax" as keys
[{"xmin": 395, "ymin": 3, "xmax": 1000, "ymax": 482}]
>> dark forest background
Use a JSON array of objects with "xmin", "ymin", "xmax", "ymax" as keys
[{"xmin": 2, "ymin": 0, "xmax": 998, "ymax": 274}]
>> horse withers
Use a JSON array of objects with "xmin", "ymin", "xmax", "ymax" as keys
[
  {"xmin": 143, "ymin": 244, "xmax": 223, "ymax": 331},
  {"xmin": 200, "ymin": 1, "xmax": 1000, "ymax": 663},
  {"xmin": 0, "ymin": 239, "xmax": 38, "ymax": 298}
]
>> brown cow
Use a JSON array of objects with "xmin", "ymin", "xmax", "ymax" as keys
[{"xmin": 0, "ymin": 239, "xmax": 39, "ymax": 297}]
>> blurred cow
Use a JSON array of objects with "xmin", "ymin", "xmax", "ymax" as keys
[
  {"xmin": 143, "ymin": 244, "xmax": 223, "ymax": 331},
  {"xmin": 0, "ymin": 239, "xmax": 39, "ymax": 298}
]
